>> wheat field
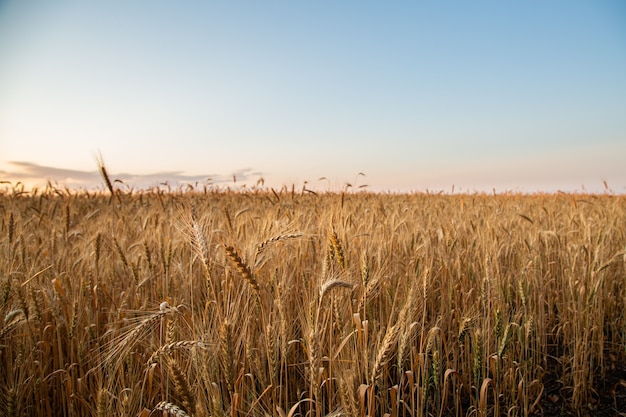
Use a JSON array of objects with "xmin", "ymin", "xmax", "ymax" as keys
[{"xmin": 1, "ymin": 183, "xmax": 625, "ymax": 416}]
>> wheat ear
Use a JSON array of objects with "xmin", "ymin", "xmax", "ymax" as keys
[
  {"xmin": 167, "ymin": 357, "xmax": 196, "ymax": 415},
  {"xmin": 102, "ymin": 302, "xmax": 179, "ymax": 369},
  {"xmin": 329, "ymin": 227, "xmax": 345, "ymax": 270},
  {"xmin": 95, "ymin": 389, "xmax": 110, "ymax": 417},
  {"xmin": 223, "ymin": 245, "xmax": 260, "ymax": 296},
  {"xmin": 255, "ymin": 233, "xmax": 303, "ymax": 258},
  {"xmin": 370, "ymin": 323, "xmax": 400, "ymax": 386},
  {"xmin": 154, "ymin": 401, "xmax": 191, "ymax": 417},
  {"xmin": 147, "ymin": 340, "xmax": 207, "ymax": 366}
]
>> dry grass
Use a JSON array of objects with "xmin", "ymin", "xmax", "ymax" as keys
[{"xmin": 1, "ymin": 182, "xmax": 625, "ymax": 416}]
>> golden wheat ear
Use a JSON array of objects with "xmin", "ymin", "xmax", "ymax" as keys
[
  {"xmin": 100, "ymin": 302, "xmax": 181, "ymax": 371},
  {"xmin": 223, "ymin": 244, "xmax": 261, "ymax": 296},
  {"xmin": 96, "ymin": 154, "xmax": 120, "ymax": 204},
  {"xmin": 166, "ymin": 357, "xmax": 196, "ymax": 415},
  {"xmin": 255, "ymin": 233, "xmax": 303, "ymax": 258}
]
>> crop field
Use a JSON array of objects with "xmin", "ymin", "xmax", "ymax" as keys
[{"xmin": 1, "ymin": 184, "xmax": 625, "ymax": 416}]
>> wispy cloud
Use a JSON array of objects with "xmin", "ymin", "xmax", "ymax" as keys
[
  {"xmin": 1, "ymin": 162, "xmax": 100, "ymax": 184},
  {"xmin": 0, "ymin": 161, "xmax": 263, "ymax": 190}
]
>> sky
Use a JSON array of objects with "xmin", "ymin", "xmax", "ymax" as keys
[{"xmin": 1, "ymin": 1, "xmax": 625, "ymax": 193}]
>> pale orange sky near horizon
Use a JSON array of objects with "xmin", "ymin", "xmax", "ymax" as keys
[
  {"xmin": 1, "ymin": 1, "xmax": 625, "ymax": 193},
  {"xmin": 2, "ymin": 141, "xmax": 624, "ymax": 194}
]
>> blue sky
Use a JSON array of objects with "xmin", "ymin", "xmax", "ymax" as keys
[{"xmin": 1, "ymin": 1, "xmax": 625, "ymax": 193}]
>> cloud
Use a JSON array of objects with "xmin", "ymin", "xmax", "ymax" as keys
[
  {"xmin": 2, "ymin": 161, "xmax": 100, "ymax": 183},
  {"xmin": 0, "ymin": 161, "xmax": 263, "ymax": 190}
]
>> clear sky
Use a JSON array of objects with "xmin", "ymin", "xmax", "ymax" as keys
[{"xmin": 1, "ymin": 1, "xmax": 625, "ymax": 193}]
